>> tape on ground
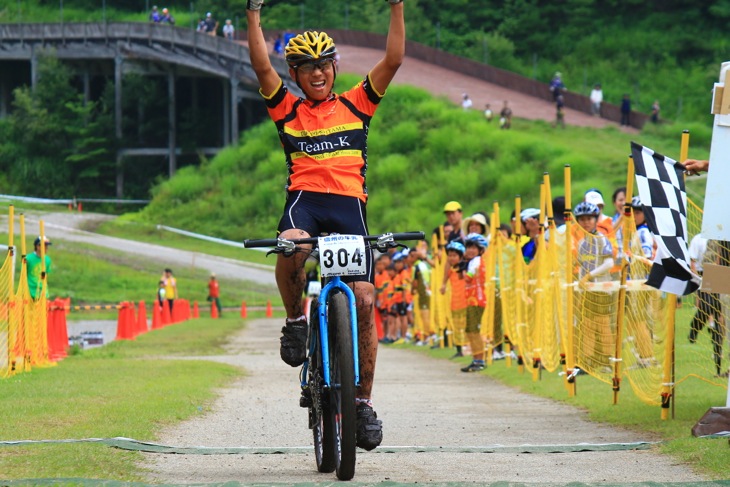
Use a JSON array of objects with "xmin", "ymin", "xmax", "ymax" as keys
[{"xmin": 0, "ymin": 437, "xmax": 657, "ymax": 454}]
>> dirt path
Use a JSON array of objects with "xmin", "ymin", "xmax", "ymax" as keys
[{"xmin": 143, "ymin": 317, "xmax": 704, "ymax": 485}]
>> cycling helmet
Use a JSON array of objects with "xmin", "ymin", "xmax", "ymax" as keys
[
  {"xmin": 573, "ymin": 201, "xmax": 600, "ymax": 217},
  {"xmin": 445, "ymin": 241, "xmax": 465, "ymax": 256},
  {"xmin": 285, "ymin": 31, "xmax": 338, "ymax": 68},
  {"xmin": 630, "ymin": 196, "xmax": 643, "ymax": 210},
  {"xmin": 465, "ymin": 233, "xmax": 488, "ymax": 249},
  {"xmin": 392, "ymin": 251, "xmax": 406, "ymax": 262}
]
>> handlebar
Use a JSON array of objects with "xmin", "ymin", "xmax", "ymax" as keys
[{"xmin": 244, "ymin": 231, "xmax": 425, "ymax": 249}]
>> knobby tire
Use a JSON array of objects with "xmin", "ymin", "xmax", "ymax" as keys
[
  {"xmin": 328, "ymin": 292, "xmax": 357, "ymax": 481},
  {"xmin": 309, "ymin": 297, "xmax": 335, "ymax": 473}
]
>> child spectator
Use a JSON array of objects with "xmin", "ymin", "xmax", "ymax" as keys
[
  {"xmin": 440, "ymin": 241, "xmax": 467, "ymax": 358},
  {"xmin": 391, "ymin": 252, "xmax": 409, "ymax": 344},
  {"xmin": 484, "ymin": 103, "xmax": 493, "ymax": 122},
  {"xmin": 160, "ymin": 8, "xmax": 175, "ymax": 24},
  {"xmin": 382, "ymin": 263, "xmax": 399, "ymax": 343},
  {"xmin": 157, "ymin": 280, "xmax": 166, "ymax": 307},
  {"xmin": 407, "ymin": 246, "xmax": 433, "ymax": 346},
  {"xmin": 461, "ymin": 233, "xmax": 488, "ymax": 372},
  {"xmin": 574, "ymin": 202, "xmax": 615, "ymax": 373},
  {"xmin": 374, "ymin": 253, "xmax": 392, "ymax": 341}
]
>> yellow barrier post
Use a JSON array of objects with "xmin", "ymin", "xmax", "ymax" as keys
[
  {"xmin": 564, "ymin": 165, "xmax": 577, "ymax": 395},
  {"xmin": 484, "ymin": 202, "xmax": 500, "ymax": 365},
  {"xmin": 507, "ymin": 195, "xmax": 522, "ymax": 370},
  {"xmin": 613, "ymin": 157, "xmax": 635, "ymax": 404},
  {"xmin": 529, "ymin": 183, "xmax": 546, "ymax": 380},
  {"xmin": 39, "ymin": 220, "xmax": 49, "ymax": 362},
  {"xmin": 659, "ymin": 131, "xmax": 689, "ymax": 419}
]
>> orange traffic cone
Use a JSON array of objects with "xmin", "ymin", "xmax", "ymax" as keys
[
  {"xmin": 193, "ymin": 301, "xmax": 200, "ymax": 318},
  {"xmin": 161, "ymin": 300, "xmax": 172, "ymax": 326},
  {"xmin": 240, "ymin": 301, "xmax": 247, "ymax": 319},
  {"xmin": 115, "ymin": 302, "xmax": 135, "ymax": 340},
  {"xmin": 78, "ymin": 201, "xmax": 83, "ymax": 212},
  {"xmin": 152, "ymin": 301, "xmax": 163, "ymax": 329},
  {"xmin": 136, "ymin": 301, "xmax": 149, "ymax": 336},
  {"xmin": 265, "ymin": 300, "xmax": 273, "ymax": 318},
  {"xmin": 211, "ymin": 300, "xmax": 218, "ymax": 319}
]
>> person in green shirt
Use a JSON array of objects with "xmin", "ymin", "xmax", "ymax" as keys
[{"xmin": 26, "ymin": 236, "xmax": 52, "ymax": 300}]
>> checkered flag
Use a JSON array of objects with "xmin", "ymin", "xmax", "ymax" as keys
[{"xmin": 630, "ymin": 142, "xmax": 700, "ymax": 296}]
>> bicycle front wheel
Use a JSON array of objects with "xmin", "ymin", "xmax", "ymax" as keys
[
  {"xmin": 309, "ymin": 297, "xmax": 335, "ymax": 473},
  {"xmin": 328, "ymin": 292, "xmax": 357, "ymax": 481}
]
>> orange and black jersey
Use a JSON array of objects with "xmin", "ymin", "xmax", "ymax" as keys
[{"xmin": 261, "ymin": 75, "xmax": 383, "ymax": 202}]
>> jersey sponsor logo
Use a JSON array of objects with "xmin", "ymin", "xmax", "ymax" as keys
[
  {"xmin": 284, "ymin": 123, "xmax": 363, "ymax": 138},
  {"xmin": 291, "ymin": 149, "xmax": 362, "ymax": 161},
  {"xmin": 294, "ymin": 135, "xmax": 352, "ymax": 153}
]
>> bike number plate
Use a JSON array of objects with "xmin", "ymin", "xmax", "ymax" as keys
[{"xmin": 318, "ymin": 235, "xmax": 367, "ymax": 277}]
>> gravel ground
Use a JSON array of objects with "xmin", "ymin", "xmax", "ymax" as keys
[{"xmin": 142, "ymin": 317, "xmax": 705, "ymax": 485}]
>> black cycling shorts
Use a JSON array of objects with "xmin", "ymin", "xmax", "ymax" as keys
[{"xmin": 277, "ymin": 190, "xmax": 374, "ymax": 284}]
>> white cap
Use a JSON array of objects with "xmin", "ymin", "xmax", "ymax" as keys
[
  {"xmin": 520, "ymin": 208, "xmax": 540, "ymax": 221},
  {"xmin": 585, "ymin": 190, "xmax": 605, "ymax": 206},
  {"xmin": 206, "ymin": 11, "xmax": 212, "ymax": 16}
]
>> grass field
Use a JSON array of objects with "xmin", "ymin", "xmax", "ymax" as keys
[{"xmin": 0, "ymin": 315, "xmax": 254, "ymax": 481}]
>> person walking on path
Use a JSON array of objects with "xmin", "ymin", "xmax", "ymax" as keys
[
  {"xmin": 589, "ymin": 83, "xmax": 603, "ymax": 116},
  {"xmin": 207, "ymin": 273, "xmax": 222, "ymax": 317},
  {"xmin": 245, "ymin": 0, "xmax": 405, "ymax": 452},
  {"xmin": 620, "ymin": 94, "xmax": 631, "ymax": 126}
]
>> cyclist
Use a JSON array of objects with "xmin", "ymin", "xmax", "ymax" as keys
[{"xmin": 245, "ymin": 0, "xmax": 405, "ymax": 451}]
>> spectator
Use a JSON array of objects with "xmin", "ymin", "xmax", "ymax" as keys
[
  {"xmin": 443, "ymin": 201, "xmax": 465, "ymax": 244},
  {"xmin": 161, "ymin": 268, "xmax": 177, "ymax": 313},
  {"xmin": 283, "ymin": 29, "xmax": 295, "ymax": 45},
  {"xmin": 149, "ymin": 5, "xmax": 161, "ymax": 22},
  {"xmin": 223, "ymin": 19, "xmax": 235, "ymax": 40},
  {"xmin": 484, "ymin": 103, "xmax": 493, "ymax": 122},
  {"xmin": 407, "ymin": 246, "xmax": 433, "ymax": 346},
  {"xmin": 500, "ymin": 100, "xmax": 512, "ymax": 129},
  {"xmin": 589, "ymin": 83, "xmax": 603, "ymax": 116},
  {"xmin": 611, "ymin": 187, "xmax": 626, "ymax": 226},
  {"xmin": 461, "ymin": 93, "xmax": 473, "ymax": 110},
  {"xmin": 584, "ymin": 189, "xmax": 613, "ymax": 235},
  {"xmin": 651, "ymin": 99, "xmax": 660, "ymax": 123},
  {"xmin": 462, "ymin": 212, "xmax": 489, "ymax": 237},
  {"xmin": 461, "ymin": 233, "xmax": 488, "ymax": 372},
  {"xmin": 440, "ymin": 241, "xmax": 467, "ymax": 359},
  {"xmin": 208, "ymin": 273, "xmax": 222, "ymax": 317},
  {"xmin": 204, "ymin": 12, "xmax": 218, "ymax": 36},
  {"xmin": 160, "ymin": 8, "xmax": 175, "ymax": 24},
  {"xmin": 157, "ymin": 280, "xmax": 166, "ymax": 307},
  {"xmin": 27, "ymin": 236, "xmax": 52, "ymax": 301},
  {"xmin": 620, "ymin": 94, "xmax": 631, "ymax": 126},
  {"xmin": 272, "ymin": 33, "xmax": 284, "ymax": 55},
  {"xmin": 520, "ymin": 208, "xmax": 541, "ymax": 263},
  {"xmin": 550, "ymin": 71, "xmax": 566, "ymax": 101},
  {"xmin": 196, "ymin": 18, "xmax": 206, "ymax": 32}
]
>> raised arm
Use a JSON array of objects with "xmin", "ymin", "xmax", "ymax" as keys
[
  {"xmin": 368, "ymin": 1, "xmax": 405, "ymax": 96},
  {"xmin": 246, "ymin": 2, "xmax": 282, "ymax": 97}
]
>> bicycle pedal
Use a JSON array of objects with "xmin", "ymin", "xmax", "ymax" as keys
[{"xmin": 300, "ymin": 389, "xmax": 313, "ymax": 408}]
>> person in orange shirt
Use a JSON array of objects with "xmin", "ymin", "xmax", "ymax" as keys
[
  {"xmin": 374, "ymin": 254, "xmax": 391, "ymax": 342},
  {"xmin": 440, "ymin": 242, "xmax": 467, "ymax": 359},
  {"xmin": 461, "ymin": 234, "xmax": 488, "ymax": 372},
  {"xmin": 246, "ymin": 0, "xmax": 405, "ymax": 450},
  {"xmin": 389, "ymin": 253, "xmax": 409, "ymax": 344},
  {"xmin": 207, "ymin": 273, "xmax": 222, "ymax": 317}
]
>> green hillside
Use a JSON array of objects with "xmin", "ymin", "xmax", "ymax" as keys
[{"xmin": 125, "ymin": 74, "xmax": 711, "ymax": 240}]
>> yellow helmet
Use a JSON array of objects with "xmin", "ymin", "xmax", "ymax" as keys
[{"xmin": 285, "ymin": 31, "xmax": 337, "ymax": 68}]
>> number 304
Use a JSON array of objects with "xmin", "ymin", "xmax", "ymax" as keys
[{"xmin": 322, "ymin": 248, "xmax": 363, "ymax": 268}]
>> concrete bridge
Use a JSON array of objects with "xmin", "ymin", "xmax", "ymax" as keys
[{"xmin": 0, "ymin": 22, "xmax": 297, "ymax": 197}]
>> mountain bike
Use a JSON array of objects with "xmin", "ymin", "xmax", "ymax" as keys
[{"xmin": 244, "ymin": 231, "xmax": 424, "ymax": 480}]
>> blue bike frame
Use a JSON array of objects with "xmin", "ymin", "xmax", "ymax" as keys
[{"xmin": 301, "ymin": 276, "xmax": 360, "ymax": 389}]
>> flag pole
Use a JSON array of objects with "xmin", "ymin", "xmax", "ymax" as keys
[{"xmin": 660, "ymin": 132, "xmax": 690, "ymax": 420}]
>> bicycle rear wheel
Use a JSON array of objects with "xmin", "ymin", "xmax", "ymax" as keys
[
  {"xmin": 328, "ymin": 292, "xmax": 357, "ymax": 480},
  {"xmin": 309, "ymin": 298, "xmax": 336, "ymax": 473}
]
